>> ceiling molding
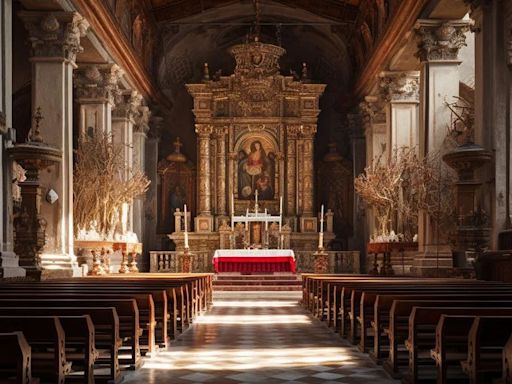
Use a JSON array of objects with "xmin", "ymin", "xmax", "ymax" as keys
[
  {"xmin": 72, "ymin": 0, "xmax": 172, "ymax": 108},
  {"xmin": 353, "ymin": 0, "xmax": 429, "ymax": 99}
]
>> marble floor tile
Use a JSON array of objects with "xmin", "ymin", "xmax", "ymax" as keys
[{"xmin": 122, "ymin": 292, "xmax": 399, "ymax": 384}]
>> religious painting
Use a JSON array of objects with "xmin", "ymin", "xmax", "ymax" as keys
[{"xmin": 237, "ymin": 139, "xmax": 276, "ymax": 200}]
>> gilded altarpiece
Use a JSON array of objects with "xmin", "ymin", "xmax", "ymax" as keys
[{"xmin": 186, "ymin": 40, "xmax": 326, "ymax": 238}]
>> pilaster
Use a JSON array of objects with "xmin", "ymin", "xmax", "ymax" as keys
[
  {"xmin": 412, "ymin": 19, "xmax": 470, "ymax": 275},
  {"xmin": 75, "ymin": 64, "xmax": 123, "ymax": 135},
  {"xmin": 19, "ymin": 11, "xmax": 89, "ymax": 276}
]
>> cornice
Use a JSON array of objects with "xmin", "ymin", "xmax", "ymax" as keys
[
  {"xmin": 72, "ymin": 0, "xmax": 171, "ymax": 109},
  {"xmin": 354, "ymin": 0, "xmax": 429, "ymax": 99}
]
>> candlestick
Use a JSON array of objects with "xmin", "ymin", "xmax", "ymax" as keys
[
  {"xmin": 184, "ymin": 204, "xmax": 189, "ymax": 249},
  {"xmin": 264, "ymin": 208, "xmax": 268, "ymax": 231},
  {"xmin": 231, "ymin": 193, "xmax": 235, "ymax": 216},
  {"xmin": 255, "ymin": 190, "xmax": 259, "ymax": 214}
]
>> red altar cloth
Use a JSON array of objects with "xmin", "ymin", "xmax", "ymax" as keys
[{"xmin": 213, "ymin": 250, "xmax": 296, "ymax": 273}]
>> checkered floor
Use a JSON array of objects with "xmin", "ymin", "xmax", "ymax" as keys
[{"xmin": 123, "ymin": 292, "xmax": 399, "ymax": 383}]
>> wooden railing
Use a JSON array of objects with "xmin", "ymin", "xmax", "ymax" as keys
[
  {"xmin": 150, "ymin": 250, "xmax": 360, "ymax": 273},
  {"xmin": 149, "ymin": 251, "xmax": 212, "ymax": 273}
]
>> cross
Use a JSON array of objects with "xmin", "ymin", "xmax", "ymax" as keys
[{"xmin": 174, "ymin": 137, "xmax": 183, "ymax": 153}]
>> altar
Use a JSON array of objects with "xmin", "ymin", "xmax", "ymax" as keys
[{"xmin": 213, "ymin": 249, "xmax": 295, "ymax": 273}]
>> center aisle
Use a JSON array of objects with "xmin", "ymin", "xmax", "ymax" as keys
[{"xmin": 124, "ymin": 291, "xmax": 398, "ymax": 384}]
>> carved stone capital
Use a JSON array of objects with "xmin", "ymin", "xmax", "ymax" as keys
[
  {"xmin": 414, "ymin": 20, "xmax": 471, "ymax": 62},
  {"xmin": 134, "ymin": 105, "xmax": 151, "ymax": 134},
  {"xmin": 214, "ymin": 126, "xmax": 229, "ymax": 137},
  {"xmin": 75, "ymin": 64, "xmax": 124, "ymax": 105},
  {"xmin": 19, "ymin": 11, "xmax": 89, "ymax": 64},
  {"xmin": 195, "ymin": 124, "xmax": 213, "ymax": 137},
  {"xmin": 379, "ymin": 71, "xmax": 420, "ymax": 102},
  {"xmin": 113, "ymin": 90, "xmax": 143, "ymax": 120}
]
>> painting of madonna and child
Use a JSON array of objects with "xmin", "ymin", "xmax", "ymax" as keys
[{"xmin": 237, "ymin": 139, "xmax": 276, "ymax": 200}]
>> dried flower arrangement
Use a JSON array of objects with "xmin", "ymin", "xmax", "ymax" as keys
[
  {"xmin": 73, "ymin": 130, "xmax": 150, "ymax": 239},
  {"xmin": 355, "ymin": 146, "xmax": 456, "ymax": 242}
]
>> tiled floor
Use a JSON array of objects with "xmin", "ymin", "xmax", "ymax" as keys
[{"xmin": 123, "ymin": 292, "xmax": 399, "ymax": 384}]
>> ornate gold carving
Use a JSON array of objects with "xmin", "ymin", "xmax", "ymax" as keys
[{"xmin": 229, "ymin": 39, "xmax": 285, "ymax": 78}]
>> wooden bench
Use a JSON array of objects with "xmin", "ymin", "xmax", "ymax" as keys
[
  {"xmin": 0, "ymin": 331, "xmax": 33, "ymax": 384},
  {"xmin": 404, "ymin": 307, "xmax": 512, "ymax": 383},
  {"xmin": 504, "ymin": 333, "xmax": 512, "ymax": 384},
  {"xmin": 0, "ymin": 316, "xmax": 69, "ymax": 384},
  {"xmin": 461, "ymin": 316, "xmax": 512, "ymax": 384},
  {"xmin": 0, "ymin": 298, "xmax": 141, "ymax": 369},
  {"xmin": 0, "ymin": 307, "xmax": 120, "ymax": 383}
]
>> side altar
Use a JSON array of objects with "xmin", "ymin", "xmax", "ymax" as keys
[{"xmin": 167, "ymin": 37, "xmax": 335, "ymax": 255}]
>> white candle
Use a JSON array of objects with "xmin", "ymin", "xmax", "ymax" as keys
[
  {"xmin": 279, "ymin": 196, "xmax": 283, "ymax": 231},
  {"xmin": 320, "ymin": 204, "xmax": 324, "ymax": 233},
  {"xmin": 264, "ymin": 209, "xmax": 268, "ymax": 231},
  {"xmin": 231, "ymin": 194, "xmax": 235, "ymax": 231},
  {"xmin": 184, "ymin": 204, "xmax": 189, "ymax": 249},
  {"xmin": 245, "ymin": 208, "xmax": 249, "ymax": 229}
]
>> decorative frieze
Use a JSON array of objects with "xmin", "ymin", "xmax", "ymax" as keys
[
  {"xmin": 415, "ymin": 20, "xmax": 471, "ymax": 62},
  {"xmin": 75, "ymin": 64, "xmax": 124, "ymax": 105},
  {"xmin": 19, "ymin": 11, "xmax": 89, "ymax": 64}
]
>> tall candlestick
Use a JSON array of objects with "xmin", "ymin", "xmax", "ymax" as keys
[{"xmin": 184, "ymin": 204, "xmax": 189, "ymax": 249}]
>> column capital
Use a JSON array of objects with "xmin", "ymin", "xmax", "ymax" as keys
[
  {"xmin": 286, "ymin": 124, "xmax": 301, "ymax": 137},
  {"xmin": 195, "ymin": 124, "xmax": 213, "ymax": 137},
  {"xmin": 299, "ymin": 124, "xmax": 317, "ymax": 137},
  {"xmin": 414, "ymin": 19, "xmax": 471, "ymax": 62},
  {"xmin": 19, "ymin": 11, "xmax": 89, "ymax": 64},
  {"xmin": 214, "ymin": 126, "xmax": 229, "ymax": 137},
  {"xmin": 134, "ymin": 105, "xmax": 151, "ymax": 135},
  {"xmin": 75, "ymin": 64, "xmax": 124, "ymax": 105},
  {"xmin": 379, "ymin": 71, "xmax": 420, "ymax": 102},
  {"xmin": 113, "ymin": 90, "xmax": 143, "ymax": 120}
]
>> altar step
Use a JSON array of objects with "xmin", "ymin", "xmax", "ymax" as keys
[{"xmin": 213, "ymin": 273, "xmax": 302, "ymax": 291}]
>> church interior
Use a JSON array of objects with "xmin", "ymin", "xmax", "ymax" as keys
[{"xmin": 1, "ymin": 0, "xmax": 512, "ymax": 383}]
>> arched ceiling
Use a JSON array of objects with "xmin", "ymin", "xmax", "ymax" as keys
[{"xmin": 154, "ymin": 1, "xmax": 361, "ymax": 162}]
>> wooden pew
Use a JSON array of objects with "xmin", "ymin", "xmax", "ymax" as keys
[
  {"xmin": 0, "ymin": 307, "xmax": 120, "ymax": 383},
  {"xmin": 0, "ymin": 298, "xmax": 141, "ymax": 369},
  {"xmin": 461, "ymin": 316, "xmax": 512, "ymax": 384},
  {"xmin": 0, "ymin": 331, "xmax": 32, "ymax": 384},
  {"xmin": 404, "ymin": 307, "xmax": 512, "ymax": 384},
  {"xmin": 504, "ymin": 333, "xmax": 512, "ymax": 384},
  {"xmin": 0, "ymin": 316, "xmax": 69, "ymax": 384}
]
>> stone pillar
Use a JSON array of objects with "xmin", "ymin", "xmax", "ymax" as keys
[
  {"xmin": 412, "ymin": 19, "xmax": 470, "ymax": 275},
  {"xmin": 286, "ymin": 125, "xmax": 298, "ymax": 219},
  {"xmin": 195, "ymin": 124, "xmax": 213, "ymax": 232},
  {"xmin": 112, "ymin": 91, "xmax": 142, "ymax": 233},
  {"xmin": 0, "ymin": 0, "xmax": 23, "ymax": 277},
  {"xmin": 143, "ymin": 115, "xmax": 163, "ymax": 255},
  {"xmin": 379, "ymin": 71, "xmax": 420, "ymax": 151},
  {"xmin": 75, "ymin": 64, "xmax": 123, "ymax": 136},
  {"xmin": 132, "ymin": 105, "xmax": 150, "ymax": 241},
  {"xmin": 469, "ymin": 0, "xmax": 510, "ymax": 248},
  {"xmin": 215, "ymin": 127, "xmax": 228, "ymax": 218},
  {"xmin": 19, "ymin": 11, "xmax": 89, "ymax": 274},
  {"xmin": 349, "ymin": 113, "xmax": 368, "ymax": 270}
]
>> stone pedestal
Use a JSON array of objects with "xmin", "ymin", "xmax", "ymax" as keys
[{"xmin": 313, "ymin": 248, "xmax": 329, "ymax": 274}]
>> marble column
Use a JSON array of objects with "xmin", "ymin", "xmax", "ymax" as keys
[
  {"xmin": 112, "ymin": 91, "xmax": 142, "ymax": 233},
  {"xmin": 412, "ymin": 19, "xmax": 470, "ymax": 275},
  {"xmin": 379, "ymin": 71, "xmax": 420, "ymax": 151},
  {"xmin": 0, "ymin": 0, "xmax": 23, "ymax": 277},
  {"xmin": 132, "ymin": 105, "xmax": 150, "ymax": 240},
  {"xmin": 75, "ymin": 64, "xmax": 123, "ymax": 136},
  {"xmin": 195, "ymin": 124, "xmax": 213, "ymax": 231},
  {"xmin": 286, "ymin": 125, "xmax": 298, "ymax": 219},
  {"xmin": 215, "ymin": 127, "xmax": 228, "ymax": 219},
  {"xmin": 19, "ymin": 11, "xmax": 89, "ymax": 273}
]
